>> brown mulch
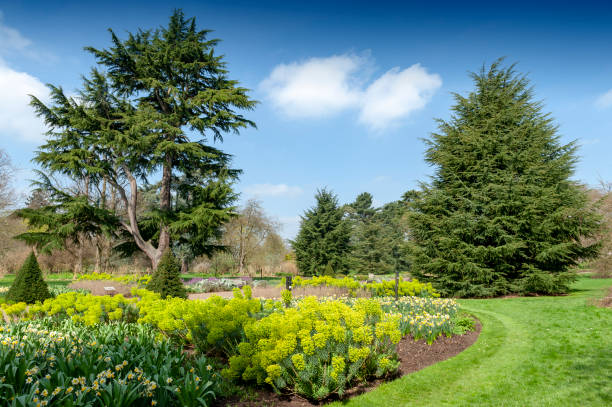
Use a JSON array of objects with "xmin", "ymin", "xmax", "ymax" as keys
[{"xmin": 221, "ymin": 319, "xmax": 482, "ymax": 407}]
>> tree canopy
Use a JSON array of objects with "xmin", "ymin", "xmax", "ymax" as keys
[
  {"xmin": 21, "ymin": 10, "xmax": 256, "ymax": 268},
  {"xmin": 407, "ymin": 60, "xmax": 601, "ymax": 297},
  {"xmin": 292, "ymin": 189, "xmax": 351, "ymax": 276}
]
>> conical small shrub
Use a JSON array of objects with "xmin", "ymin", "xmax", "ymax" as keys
[
  {"xmin": 147, "ymin": 250, "xmax": 187, "ymax": 299},
  {"xmin": 6, "ymin": 252, "xmax": 51, "ymax": 304}
]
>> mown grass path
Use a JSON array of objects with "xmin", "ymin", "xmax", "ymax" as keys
[{"xmin": 331, "ymin": 277, "xmax": 612, "ymax": 406}]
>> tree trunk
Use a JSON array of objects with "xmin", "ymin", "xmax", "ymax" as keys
[
  {"xmin": 158, "ymin": 154, "xmax": 173, "ymax": 256},
  {"xmin": 181, "ymin": 257, "xmax": 188, "ymax": 274},
  {"xmin": 94, "ymin": 242, "xmax": 101, "ymax": 273}
]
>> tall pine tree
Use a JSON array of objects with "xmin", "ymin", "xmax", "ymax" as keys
[
  {"xmin": 408, "ymin": 60, "xmax": 601, "ymax": 297},
  {"xmin": 292, "ymin": 189, "xmax": 351, "ymax": 276}
]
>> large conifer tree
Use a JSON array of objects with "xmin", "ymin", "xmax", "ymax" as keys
[
  {"xmin": 408, "ymin": 60, "xmax": 601, "ymax": 297},
  {"xmin": 292, "ymin": 189, "xmax": 351, "ymax": 276},
  {"xmin": 26, "ymin": 10, "xmax": 254, "ymax": 268}
]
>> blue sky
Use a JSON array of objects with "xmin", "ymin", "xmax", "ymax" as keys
[{"xmin": 1, "ymin": 0, "xmax": 612, "ymax": 238}]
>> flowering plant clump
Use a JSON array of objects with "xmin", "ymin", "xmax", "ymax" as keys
[
  {"xmin": 77, "ymin": 272, "xmax": 151, "ymax": 286},
  {"xmin": 364, "ymin": 278, "xmax": 439, "ymax": 297},
  {"xmin": 0, "ymin": 318, "xmax": 219, "ymax": 406},
  {"xmin": 291, "ymin": 275, "xmax": 439, "ymax": 298},
  {"xmin": 292, "ymin": 276, "xmax": 362, "ymax": 295},
  {"xmin": 371, "ymin": 297, "xmax": 459, "ymax": 343},
  {"xmin": 224, "ymin": 297, "xmax": 401, "ymax": 400}
]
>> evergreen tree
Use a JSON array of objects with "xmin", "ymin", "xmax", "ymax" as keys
[
  {"xmin": 407, "ymin": 60, "xmax": 601, "ymax": 297},
  {"xmin": 147, "ymin": 250, "xmax": 187, "ymax": 299},
  {"xmin": 345, "ymin": 193, "xmax": 391, "ymax": 275},
  {"xmin": 28, "ymin": 10, "xmax": 254, "ymax": 269},
  {"xmin": 6, "ymin": 252, "xmax": 51, "ymax": 304},
  {"xmin": 292, "ymin": 189, "xmax": 351, "ymax": 276}
]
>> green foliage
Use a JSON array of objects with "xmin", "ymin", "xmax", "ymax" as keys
[
  {"xmin": 147, "ymin": 251, "xmax": 187, "ymax": 299},
  {"xmin": 345, "ymin": 192, "xmax": 408, "ymax": 275},
  {"xmin": 14, "ymin": 177, "xmax": 119, "ymax": 254},
  {"xmin": 365, "ymin": 278, "xmax": 439, "ymax": 298},
  {"xmin": 27, "ymin": 9, "xmax": 255, "ymax": 267},
  {"xmin": 451, "ymin": 314, "xmax": 476, "ymax": 335},
  {"xmin": 292, "ymin": 275, "xmax": 439, "ymax": 298},
  {"xmin": 292, "ymin": 189, "xmax": 351, "ymax": 276},
  {"xmin": 224, "ymin": 297, "xmax": 401, "ymax": 400},
  {"xmin": 407, "ymin": 60, "xmax": 602, "ymax": 297},
  {"xmin": 6, "ymin": 252, "xmax": 51, "ymax": 304},
  {"xmin": 281, "ymin": 289, "xmax": 292, "ymax": 307},
  {"xmin": 78, "ymin": 272, "xmax": 151, "ymax": 286},
  {"xmin": 0, "ymin": 318, "xmax": 220, "ymax": 406}
]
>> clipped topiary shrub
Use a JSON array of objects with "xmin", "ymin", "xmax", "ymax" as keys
[
  {"xmin": 147, "ymin": 250, "xmax": 187, "ymax": 299},
  {"xmin": 6, "ymin": 252, "xmax": 51, "ymax": 304}
]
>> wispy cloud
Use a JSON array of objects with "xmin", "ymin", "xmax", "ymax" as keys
[
  {"xmin": 0, "ymin": 12, "xmax": 31, "ymax": 54},
  {"xmin": 0, "ymin": 16, "xmax": 48, "ymax": 144},
  {"xmin": 260, "ymin": 53, "xmax": 441, "ymax": 131},
  {"xmin": 243, "ymin": 183, "xmax": 303, "ymax": 198},
  {"xmin": 595, "ymin": 89, "xmax": 612, "ymax": 109}
]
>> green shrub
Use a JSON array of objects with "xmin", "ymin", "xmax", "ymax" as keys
[
  {"xmin": 365, "ymin": 278, "xmax": 438, "ymax": 297},
  {"xmin": 6, "ymin": 252, "xmax": 51, "ymax": 304},
  {"xmin": 147, "ymin": 251, "xmax": 187, "ymax": 299},
  {"xmin": 452, "ymin": 314, "xmax": 476, "ymax": 335},
  {"xmin": 224, "ymin": 297, "xmax": 401, "ymax": 400}
]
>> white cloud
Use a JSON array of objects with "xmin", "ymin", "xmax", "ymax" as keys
[
  {"xmin": 0, "ymin": 60, "xmax": 48, "ymax": 143},
  {"xmin": 0, "ymin": 12, "xmax": 31, "ymax": 54},
  {"xmin": 260, "ymin": 54, "xmax": 363, "ymax": 117},
  {"xmin": 595, "ymin": 89, "xmax": 612, "ymax": 109},
  {"xmin": 260, "ymin": 53, "xmax": 442, "ymax": 131},
  {"xmin": 359, "ymin": 64, "xmax": 441, "ymax": 130},
  {"xmin": 244, "ymin": 183, "xmax": 303, "ymax": 198},
  {"xmin": 0, "ymin": 15, "xmax": 48, "ymax": 144}
]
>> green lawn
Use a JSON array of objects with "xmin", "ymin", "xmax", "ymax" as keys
[{"xmin": 331, "ymin": 276, "xmax": 612, "ymax": 406}]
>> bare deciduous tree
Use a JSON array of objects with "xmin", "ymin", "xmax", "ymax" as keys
[
  {"xmin": 223, "ymin": 200, "xmax": 280, "ymax": 275},
  {"xmin": 0, "ymin": 149, "xmax": 15, "ymax": 212}
]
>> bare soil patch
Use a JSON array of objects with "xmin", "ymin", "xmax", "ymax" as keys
[
  {"xmin": 68, "ymin": 280, "xmax": 135, "ymax": 297},
  {"xmin": 188, "ymin": 286, "xmax": 372, "ymax": 300},
  {"xmin": 221, "ymin": 319, "xmax": 482, "ymax": 406}
]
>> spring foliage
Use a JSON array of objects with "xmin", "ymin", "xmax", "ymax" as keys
[
  {"xmin": 407, "ymin": 60, "xmax": 601, "ymax": 297},
  {"xmin": 6, "ymin": 252, "xmax": 51, "ymax": 304}
]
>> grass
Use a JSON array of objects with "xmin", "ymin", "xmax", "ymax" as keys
[{"xmin": 331, "ymin": 276, "xmax": 612, "ymax": 407}]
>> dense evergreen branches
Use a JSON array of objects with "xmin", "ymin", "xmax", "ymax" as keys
[{"xmin": 407, "ymin": 60, "xmax": 601, "ymax": 297}]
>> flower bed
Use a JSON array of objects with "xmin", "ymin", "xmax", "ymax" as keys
[
  {"xmin": 0, "ymin": 318, "xmax": 219, "ymax": 406},
  {"xmin": 0, "ymin": 286, "xmax": 465, "ymax": 404},
  {"xmin": 291, "ymin": 275, "xmax": 439, "ymax": 298}
]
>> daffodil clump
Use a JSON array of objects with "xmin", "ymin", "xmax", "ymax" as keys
[
  {"xmin": 0, "ymin": 318, "xmax": 218, "ymax": 407},
  {"xmin": 223, "ymin": 296, "xmax": 401, "ymax": 400},
  {"xmin": 373, "ymin": 297, "xmax": 459, "ymax": 343},
  {"xmin": 77, "ymin": 272, "xmax": 151, "ymax": 286}
]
